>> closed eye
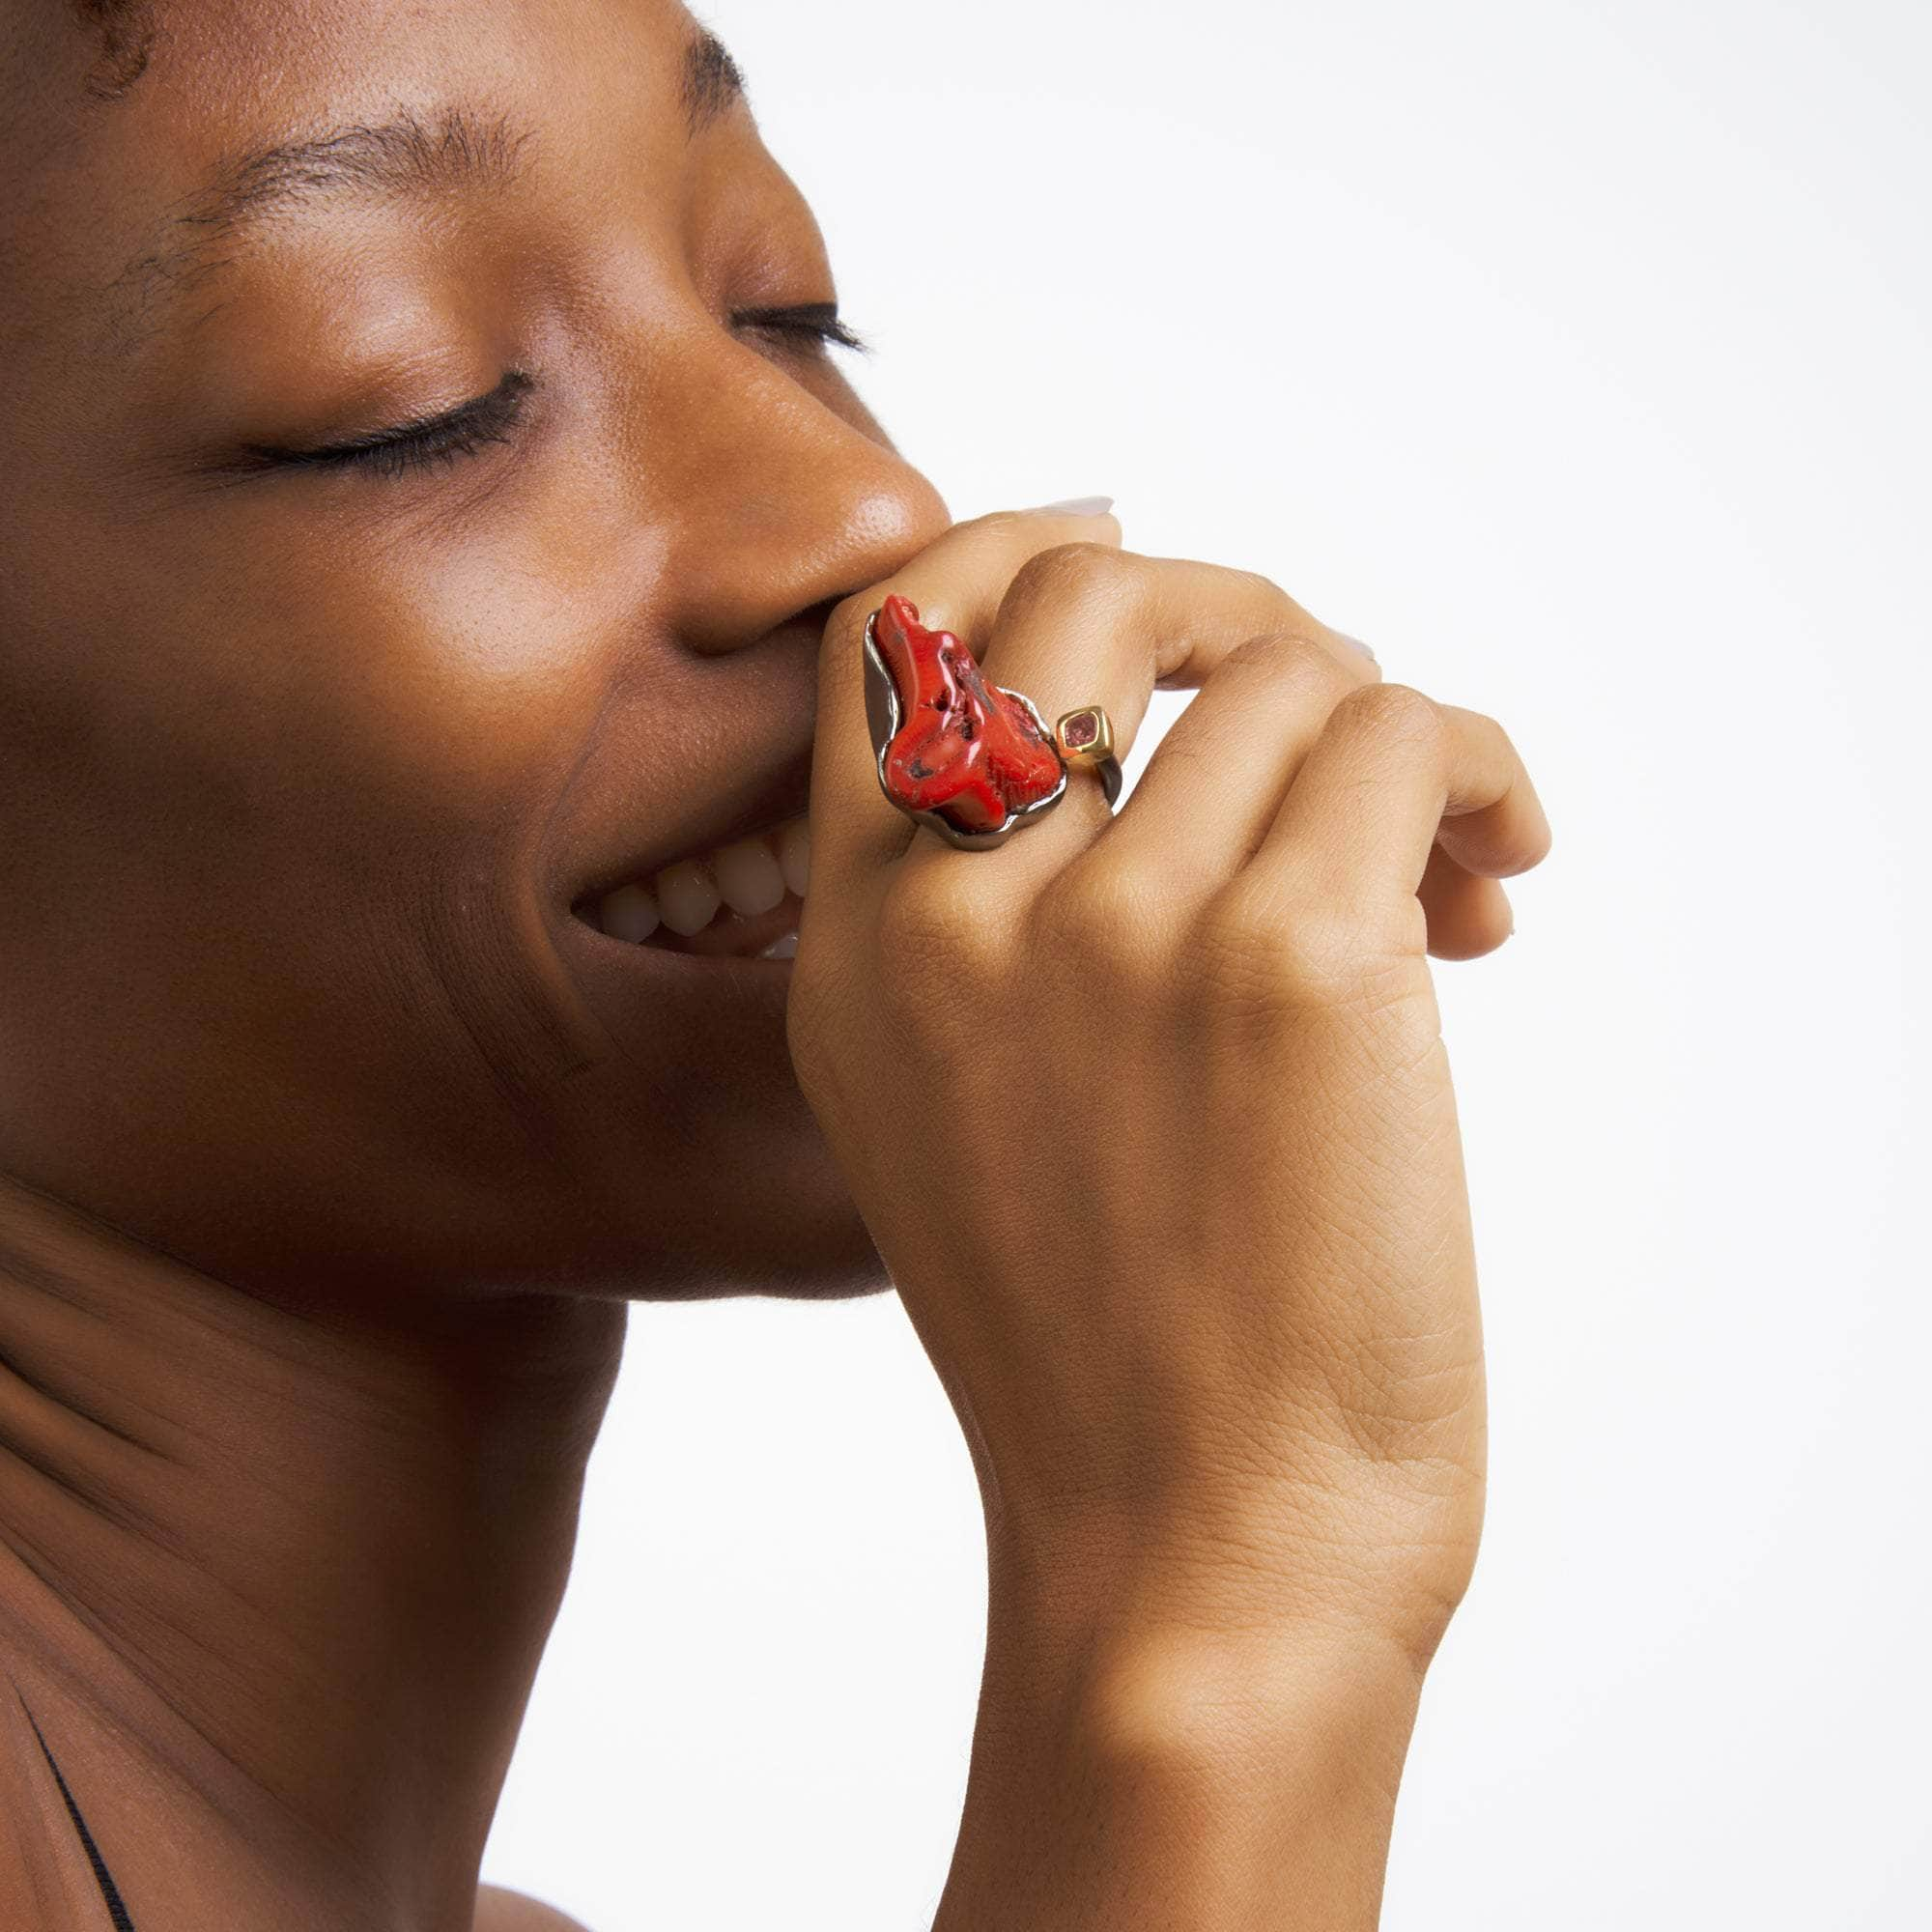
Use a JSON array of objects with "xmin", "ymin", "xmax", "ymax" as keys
[
  {"xmin": 245, "ymin": 370, "xmax": 536, "ymax": 480},
  {"xmin": 239, "ymin": 301, "xmax": 863, "ymax": 484},
  {"xmin": 731, "ymin": 302, "xmax": 871, "ymax": 355}
]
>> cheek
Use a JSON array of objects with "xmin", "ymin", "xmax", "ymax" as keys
[
  {"xmin": 221, "ymin": 481, "xmax": 664, "ymax": 842},
  {"xmin": 84, "ymin": 448, "xmax": 674, "ymax": 895},
  {"xmin": 0, "ymin": 471, "xmax": 688, "ymax": 1293},
  {"xmin": 1, "ymin": 463, "xmax": 658, "ymax": 1059}
]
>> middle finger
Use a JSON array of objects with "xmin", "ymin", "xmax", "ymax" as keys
[{"xmin": 901, "ymin": 546, "xmax": 1375, "ymax": 893}]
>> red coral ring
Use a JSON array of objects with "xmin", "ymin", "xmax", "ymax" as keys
[{"xmin": 862, "ymin": 595, "xmax": 1122, "ymax": 850}]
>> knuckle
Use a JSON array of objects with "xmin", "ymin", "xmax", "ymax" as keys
[
  {"xmin": 1026, "ymin": 857, "xmax": 1167, "ymax": 980},
  {"xmin": 1335, "ymin": 680, "xmax": 1445, "ymax": 754},
  {"xmin": 1460, "ymin": 707, "xmax": 1516, "ymax": 766},
  {"xmin": 965, "ymin": 507, "xmax": 1037, "ymax": 545},
  {"xmin": 1218, "ymin": 630, "xmax": 1354, "ymax": 696},
  {"xmin": 875, "ymin": 867, "xmax": 1004, "ymax": 981},
  {"xmin": 1202, "ymin": 879, "xmax": 1411, "ymax": 1012},
  {"xmin": 1473, "ymin": 709, "xmax": 1514, "ymax": 753},
  {"xmin": 1227, "ymin": 564, "xmax": 1291, "ymax": 607},
  {"xmin": 1000, "ymin": 540, "xmax": 1138, "ymax": 621}
]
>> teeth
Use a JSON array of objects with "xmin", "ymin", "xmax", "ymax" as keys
[
  {"xmin": 599, "ymin": 880, "xmax": 661, "ymax": 942},
  {"xmin": 777, "ymin": 817, "xmax": 810, "ymax": 897},
  {"xmin": 654, "ymin": 858, "xmax": 722, "ymax": 936},
  {"xmin": 712, "ymin": 835, "xmax": 786, "ymax": 918},
  {"xmin": 591, "ymin": 810, "xmax": 810, "ymax": 942}
]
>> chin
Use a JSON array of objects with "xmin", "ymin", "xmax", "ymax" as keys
[
  {"xmin": 518, "ymin": 879, "xmax": 894, "ymax": 1303},
  {"xmin": 563, "ymin": 1048, "xmax": 895, "ymax": 1303}
]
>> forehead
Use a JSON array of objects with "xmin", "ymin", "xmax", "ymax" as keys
[{"xmin": 5, "ymin": 0, "xmax": 726, "ymax": 348}]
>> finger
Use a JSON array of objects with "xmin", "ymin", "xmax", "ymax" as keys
[
  {"xmin": 1092, "ymin": 631, "xmax": 1373, "ymax": 903},
  {"xmin": 1260, "ymin": 687, "xmax": 1550, "ymax": 906},
  {"xmin": 1417, "ymin": 841, "xmax": 1515, "ymax": 960},
  {"xmin": 1432, "ymin": 711, "xmax": 1549, "ymax": 881},
  {"xmin": 809, "ymin": 509, "xmax": 1124, "ymax": 894},
  {"xmin": 904, "ymin": 547, "xmax": 1377, "ymax": 888}
]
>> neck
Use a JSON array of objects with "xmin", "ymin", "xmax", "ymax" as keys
[{"xmin": 0, "ymin": 1173, "xmax": 626, "ymax": 1932}]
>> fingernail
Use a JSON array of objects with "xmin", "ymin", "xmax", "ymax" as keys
[
  {"xmin": 1025, "ymin": 496, "xmax": 1115, "ymax": 517},
  {"xmin": 1333, "ymin": 630, "xmax": 1378, "ymax": 664}
]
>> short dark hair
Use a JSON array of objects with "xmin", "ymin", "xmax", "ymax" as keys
[{"xmin": 72, "ymin": 0, "xmax": 156, "ymax": 101}]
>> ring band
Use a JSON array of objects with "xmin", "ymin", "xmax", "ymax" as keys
[{"xmin": 863, "ymin": 597, "xmax": 1123, "ymax": 849}]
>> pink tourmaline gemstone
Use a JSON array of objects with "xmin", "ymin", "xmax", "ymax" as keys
[{"xmin": 1062, "ymin": 710, "xmax": 1100, "ymax": 751}]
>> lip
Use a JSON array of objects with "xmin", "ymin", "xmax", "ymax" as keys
[{"xmin": 544, "ymin": 598, "xmax": 834, "ymax": 972}]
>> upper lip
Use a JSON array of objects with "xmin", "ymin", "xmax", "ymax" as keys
[
  {"xmin": 561, "ymin": 746, "xmax": 813, "ymax": 918},
  {"xmin": 550, "ymin": 598, "xmax": 844, "ymax": 919}
]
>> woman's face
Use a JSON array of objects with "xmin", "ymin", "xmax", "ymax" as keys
[{"xmin": 0, "ymin": 0, "xmax": 950, "ymax": 1301}]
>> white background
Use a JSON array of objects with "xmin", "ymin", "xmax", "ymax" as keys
[{"xmin": 483, "ymin": 2, "xmax": 1931, "ymax": 1925}]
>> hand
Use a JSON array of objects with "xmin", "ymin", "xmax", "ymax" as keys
[{"xmin": 785, "ymin": 507, "xmax": 1550, "ymax": 1923}]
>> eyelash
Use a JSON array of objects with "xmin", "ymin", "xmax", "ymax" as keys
[
  {"xmin": 732, "ymin": 302, "xmax": 872, "ymax": 356},
  {"xmin": 262, "ymin": 304, "xmax": 869, "ymax": 481},
  {"xmin": 259, "ymin": 370, "xmax": 536, "ymax": 481}
]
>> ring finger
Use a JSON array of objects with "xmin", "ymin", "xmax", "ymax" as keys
[{"xmin": 1092, "ymin": 630, "xmax": 1375, "ymax": 905}]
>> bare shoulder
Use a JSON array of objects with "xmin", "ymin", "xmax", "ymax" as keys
[{"xmin": 474, "ymin": 1883, "xmax": 596, "ymax": 1932}]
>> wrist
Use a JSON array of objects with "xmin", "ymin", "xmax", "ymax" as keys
[
  {"xmin": 981, "ymin": 1473, "xmax": 1479, "ymax": 1682},
  {"xmin": 940, "ymin": 1607, "xmax": 1427, "ymax": 1932}
]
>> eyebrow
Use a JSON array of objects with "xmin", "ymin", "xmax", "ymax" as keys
[
  {"xmin": 173, "ymin": 107, "xmax": 536, "ymax": 251},
  {"xmin": 104, "ymin": 27, "xmax": 749, "ymax": 336},
  {"xmin": 681, "ymin": 26, "xmax": 749, "ymax": 134}
]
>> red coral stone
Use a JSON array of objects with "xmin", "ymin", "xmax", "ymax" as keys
[{"xmin": 871, "ymin": 594, "xmax": 1065, "ymax": 832}]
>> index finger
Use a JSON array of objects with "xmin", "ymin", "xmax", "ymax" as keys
[{"xmin": 809, "ymin": 507, "xmax": 1125, "ymax": 891}]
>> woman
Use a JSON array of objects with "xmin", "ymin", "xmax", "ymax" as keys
[{"xmin": 0, "ymin": 1, "xmax": 1550, "ymax": 1926}]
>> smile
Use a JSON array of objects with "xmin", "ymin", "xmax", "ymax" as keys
[{"xmin": 571, "ymin": 810, "xmax": 809, "ymax": 962}]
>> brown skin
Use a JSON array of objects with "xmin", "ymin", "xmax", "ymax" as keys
[
  {"xmin": 1, "ymin": 0, "xmax": 942, "ymax": 1307},
  {"xmin": 0, "ymin": 2, "xmax": 1548, "ymax": 1928},
  {"xmin": 796, "ymin": 522, "xmax": 1548, "ymax": 1926},
  {"xmin": 3, "ymin": 1, "xmax": 936, "ymax": 1925}
]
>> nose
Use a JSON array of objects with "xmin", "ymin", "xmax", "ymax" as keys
[{"xmin": 645, "ymin": 325, "xmax": 953, "ymax": 657}]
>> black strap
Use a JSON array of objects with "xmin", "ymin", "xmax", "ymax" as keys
[{"xmin": 22, "ymin": 1708, "xmax": 136, "ymax": 1932}]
